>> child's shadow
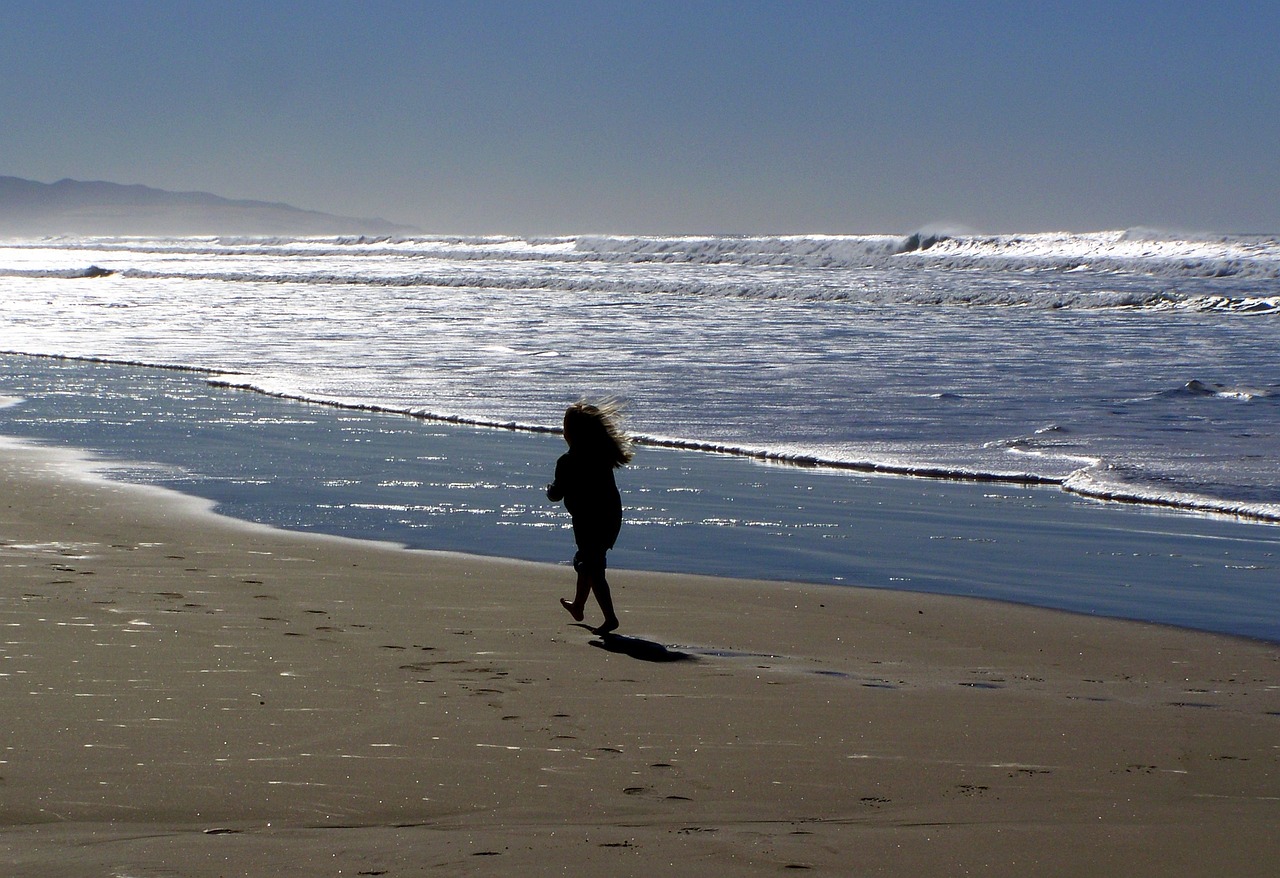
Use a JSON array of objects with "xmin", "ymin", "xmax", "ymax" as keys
[{"xmin": 572, "ymin": 625, "xmax": 696, "ymax": 663}]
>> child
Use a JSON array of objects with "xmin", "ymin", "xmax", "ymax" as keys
[{"xmin": 545, "ymin": 400, "xmax": 634, "ymax": 634}]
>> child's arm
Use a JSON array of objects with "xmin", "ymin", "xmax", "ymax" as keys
[{"xmin": 546, "ymin": 455, "xmax": 569, "ymax": 502}]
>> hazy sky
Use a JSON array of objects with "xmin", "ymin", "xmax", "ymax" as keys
[{"xmin": 4, "ymin": 1, "xmax": 1277, "ymax": 234}]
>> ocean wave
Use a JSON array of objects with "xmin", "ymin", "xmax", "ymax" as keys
[
  {"xmin": 5, "ymin": 350, "xmax": 1277, "ymax": 524},
  {"xmin": 572, "ymin": 229, "xmax": 1280, "ymax": 279},
  {"xmin": 1161, "ymin": 379, "xmax": 1279, "ymax": 401},
  {"xmin": 0, "ymin": 265, "xmax": 116, "ymax": 279},
  {"xmin": 208, "ymin": 373, "xmax": 1067, "ymax": 479},
  {"xmin": 201, "ymin": 372, "xmax": 1278, "ymax": 524},
  {"xmin": 1062, "ymin": 466, "xmax": 1280, "ymax": 523},
  {"xmin": 3, "ymin": 234, "xmax": 578, "ymax": 262},
  {"xmin": 1178, "ymin": 296, "xmax": 1280, "ymax": 314},
  {"xmin": 88, "ymin": 265, "xmax": 1275, "ymax": 313},
  {"xmin": 9, "ymin": 229, "xmax": 1280, "ymax": 281}
]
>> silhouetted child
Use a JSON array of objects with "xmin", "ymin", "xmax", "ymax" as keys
[{"xmin": 546, "ymin": 400, "xmax": 634, "ymax": 634}]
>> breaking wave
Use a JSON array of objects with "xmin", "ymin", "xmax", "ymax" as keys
[
  {"xmin": 8, "ymin": 229, "xmax": 1276, "ymax": 312},
  {"xmin": 11, "ymin": 228, "xmax": 1280, "ymax": 278}
]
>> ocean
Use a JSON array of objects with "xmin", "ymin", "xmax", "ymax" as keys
[{"xmin": 1, "ymin": 231, "xmax": 1277, "ymax": 640}]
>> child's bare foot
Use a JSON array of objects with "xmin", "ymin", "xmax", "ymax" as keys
[
  {"xmin": 594, "ymin": 617, "xmax": 620, "ymax": 635},
  {"xmin": 559, "ymin": 598, "xmax": 584, "ymax": 622}
]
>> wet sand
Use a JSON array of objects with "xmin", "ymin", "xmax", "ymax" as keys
[{"xmin": 1, "ymin": 437, "xmax": 1277, "ymax": 877}]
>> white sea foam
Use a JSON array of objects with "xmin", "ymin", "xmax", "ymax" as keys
[{"xmin": 9, "ymin": 227, "xmax": 1280, "ymax": 276}]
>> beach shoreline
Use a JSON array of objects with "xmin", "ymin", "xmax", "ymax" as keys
[
  {"xmin": 5, "ymin": 353, "xmax": 1279, "ymax": 645},
  {"xmin": 1, "ymin": 436, "xmax": 1277, "ymax": 876},
  {"xmin": 10, "ymin": 348, "xmax": 1280, "ymax": 526}
]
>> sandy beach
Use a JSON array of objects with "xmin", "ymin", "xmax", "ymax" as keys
[{"xmin": 1, "ymin": 436, "xmax": 1276, "ymax": 877}]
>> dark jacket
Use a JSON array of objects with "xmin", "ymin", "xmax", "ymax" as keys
[{"xmin": 547, "ymin": 448, "xmax": 622, "ymax": 550}]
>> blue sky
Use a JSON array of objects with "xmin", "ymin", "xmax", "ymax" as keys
[{"xmin": 3, "ymin": 1, "xmax": 1277, "ymax": 234}]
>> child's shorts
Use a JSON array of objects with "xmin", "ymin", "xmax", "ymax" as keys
[{"xmin": 573, "ymin": 548, "xmax": 608, "ymax": 576}]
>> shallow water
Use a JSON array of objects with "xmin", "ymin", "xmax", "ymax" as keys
[{"xmin": 2, "ymin": 355, "xmax": 1276, "ymax": 642}]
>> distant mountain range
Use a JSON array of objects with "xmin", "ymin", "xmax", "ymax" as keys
[{"xmin": 0, "ymin": 176, "xmax": 416, "ymax": 236}]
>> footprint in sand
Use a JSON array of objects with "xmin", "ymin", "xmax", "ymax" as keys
[
  {"xmin": 399, "ymin": 660, "xmax": 465, "ymax": 671},
  {"xmin": 1121, "ymin": 764, "xmax": 1158, "ymax": 774},
  {"xmin": 624, "ymin": 785, "xmax": 692, "ymax": 802}
]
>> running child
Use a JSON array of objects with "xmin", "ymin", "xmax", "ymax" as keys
[{"xmin": 545, "ymin": 400, "xmax": 634, "ymax": 634}]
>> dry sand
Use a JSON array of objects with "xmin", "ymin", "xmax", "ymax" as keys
[{"xmin": 0, "ymin": 437, "xmax": 1276, "ymax": 877}]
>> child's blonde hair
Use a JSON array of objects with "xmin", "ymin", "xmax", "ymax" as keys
[{"xmin": 564, "ymin": 399, "xmax": 634, "ymax": 467}]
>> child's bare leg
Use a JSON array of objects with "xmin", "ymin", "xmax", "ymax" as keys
[
  {"xmin": 560, "ymin": 572, "xmax": 590, "ymax": 622},
  {"xmin": 592, "ymin": 577, "xmax": 619, "ymax": 634}
]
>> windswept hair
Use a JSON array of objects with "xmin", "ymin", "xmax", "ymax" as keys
[{"xmin": 564, "ymin": 399, "xmax": 634, "ymax": 468}]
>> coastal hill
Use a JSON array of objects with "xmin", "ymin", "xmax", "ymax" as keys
[{"xmin": 0, "ymin": 176, "xmax": 415, "ymax": 236}]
